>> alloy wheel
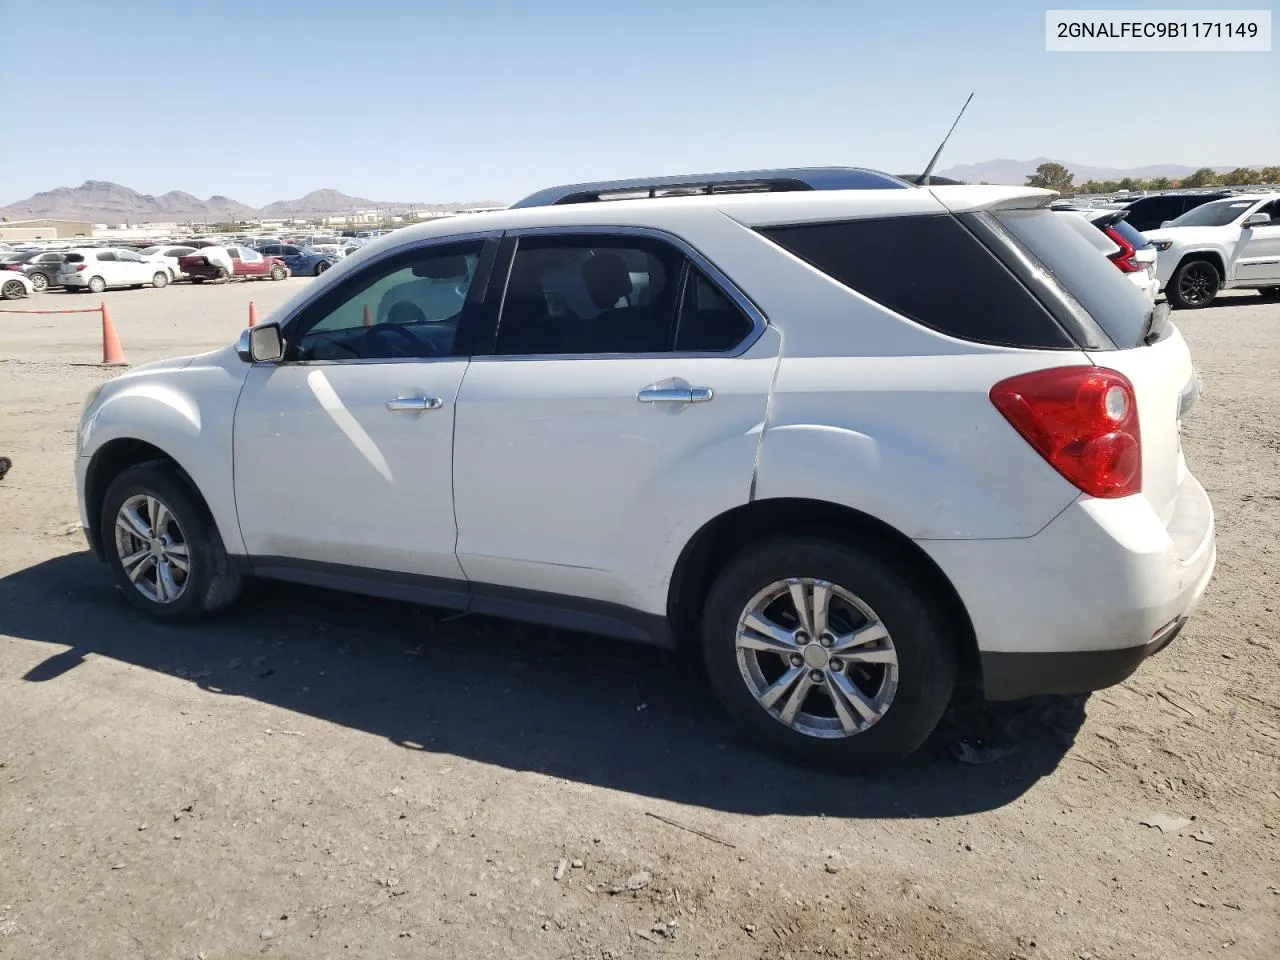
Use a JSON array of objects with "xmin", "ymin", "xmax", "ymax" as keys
[
  {"xmin": 735, "ymin": 578, "xmax": 899, "ymax": 739},
  {"xmin": 113, "ymin": 493, "xmax": 191, "ymax": 604},
  {"xmin": 1177, "ymin": 263, "xmax": 1217, "ymax": 305}
]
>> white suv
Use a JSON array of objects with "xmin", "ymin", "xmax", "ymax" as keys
[
  {"xmin": 1144, "ymin": 193, "xmax": 1280, "ymax": 308},
  {"xmin": 58, "ymin": 248, "xmax": 173, "ymax": 293},
  {"xmin": 75, "ymin": 168, "xmax": 1216, "ymax": 770}
]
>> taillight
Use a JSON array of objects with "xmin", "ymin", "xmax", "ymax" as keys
[
  {"xmin": 1102, "ymin": 225, "xmax": 1142, "ymax": 273},
  {"xmin": 990, "ymin": 367, "xmax": 1141, "ymax": 499},
  {"xmin": 75, "ymin": 264, "xmax": 87, "ymax": 272},
  {"xmin": 2, "ymin": 264, "xmax": 21, "ymax": 271}
]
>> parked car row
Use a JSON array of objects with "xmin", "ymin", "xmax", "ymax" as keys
[{"xmin": 0, "ymin": 241, "xmax": 339, "ymax": 298}]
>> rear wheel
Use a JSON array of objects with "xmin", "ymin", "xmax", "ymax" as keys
[
  {"xmin": 87, "ymin": 275, "xmax": 106, "ymax": 294},
  {"xmin": 30, "ymin": 272, "xmax": 49, "ymax": 292},
  {"xmin": 101, "ymin": 462, "xmax": 243, "ymax": 622},
  {"xmin": 1167, "ymin": 258, "xmax": 1220, "ymax": 309},
  {"xmin": 314, "ymin": 260, "xmax": 330, "ymax": 276},
  {"xmin": 152, "ymin": 271, "xmax": 169, "ymax": 289},
  {"xmin": 1, "ymin": 278, "xmax": 27, "ymax": 299},
  {"xmin": 701, "ymin": 538, "xmax": 957, "ymax": 772}
]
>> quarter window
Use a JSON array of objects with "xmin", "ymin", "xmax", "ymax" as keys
[
  {"xmin": 290, "ymin": 241, "xmax": 483, "ymax": 362},
  {"xmin": 760, "ymin": 216, "xmax": 1075, "ymax": 349},
  {"xmin": 494, "ymin": 237, "xmax": 683, "ymax": 356},
  {"xmin": 676, "ymin": 270, "xmax": 753, "ymax": 352}
]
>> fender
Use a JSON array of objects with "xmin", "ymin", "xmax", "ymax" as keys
[{"xmin": 80, "ymin": 347, "xmax": 250, "ymax": 555}]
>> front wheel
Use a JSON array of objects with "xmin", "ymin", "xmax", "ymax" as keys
[
  {"xmin": 1167, "ymin": 258, "xmax": 1221, "ymax": 309},
  {"xmin": 314, "ymin": 260, "xmax": 331, "ymax": 276},
  {"xmin": 1, "ymin": 278, "xmax": 28, "ymax": 299},
  {"xmin": 701, "ymin": 538, "xmax": 957, "ymax": 772},
  {"xmin": 87, "ymin": 275, "xmax": 106, "ymax": 294},
  {"xmin": 269, "ymin": 264, "xmax": 287, "ymax": 281},
  {"xmin": 101, "ymin": 462, "xmax": 243, "ymax": 622},
  {"xmin": 152, "ymin": 271, "xmax": 169, "ymax": 289}
]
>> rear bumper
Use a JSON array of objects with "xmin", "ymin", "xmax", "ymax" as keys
[{"xmin": 920, "ymin": 473, "xmax": 1216, "ymax": 699}]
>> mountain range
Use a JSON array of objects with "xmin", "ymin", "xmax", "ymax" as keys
[
  {"xmin": 935, "ymin": 157, "xmax": 1266, "ymax": 185},
  {"xmin": 0, "ymin": 181, "xmax": 503, "ymax": 224}
]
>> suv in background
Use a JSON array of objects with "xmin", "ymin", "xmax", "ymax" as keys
[
  {"xmin": 74, "ymin": 168, "xmax": 1214, "ymax": 771},
  {"xmin": 1145, "ymin": 194, "xmax": 1280, "ymax": 308},
  {"xmin": 58, "ymin": 248, "xmax": 173, "ymax": 293},
  {"xmin": 1053, "ymin": 206, "xmax": 1159, "ymax": 302},
  {"xmin": 1121, "ymin": 191, "xmax": 1234, "ymax": 232}
]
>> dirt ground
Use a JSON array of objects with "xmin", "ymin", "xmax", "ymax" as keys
[{"xmin": 1, "ymin": 280, "xmax": 1277, "ymax": 960}]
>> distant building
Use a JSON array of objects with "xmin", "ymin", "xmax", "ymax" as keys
[{"xmin": 0, "ymin": 218, "xmax": 95, "ymax": 241}]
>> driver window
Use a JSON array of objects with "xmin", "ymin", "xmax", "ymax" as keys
[{"xmin": 290, "ymin": 241, "xmax": 483, "ymax": 362}]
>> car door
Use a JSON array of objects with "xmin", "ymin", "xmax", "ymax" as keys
[
  {"xmin": 452, "ymin": 230, "xmax": 779, "ymax": 618},
  {"xmin": 1231, "ymin": 199, "xmax": 1280, "ymax": 283},
  {"xmin": 116, "ymin": 249, "xmax": 149, "ymax": 283},
  {"xmin": 233, "ymin": 235, "xmax": 497, "ymax": 588}
]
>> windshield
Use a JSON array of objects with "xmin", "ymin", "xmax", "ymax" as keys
[
  {"xmin": 139, "ymin": 246, "xmax": 160, "ymax": 255},
  {"xmin": 1167, "ymin": 198, "xmax": 1257, "ymax": 228},
  {"xmin": 994, "ymin": 208, "xmax": 1151, "ymax": 349}
]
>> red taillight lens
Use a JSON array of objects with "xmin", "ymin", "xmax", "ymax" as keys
[
  {"xmin": 75, "ymin": 264, "xmax": 87, "ymax": 272},
  {"xmin": 990, "ymin": 367, "xmax": 1142, "ymax": 499},
  {"xmin": 1102, "ymin": 225, "xmax": 1141, "ymax": 273},
  {"xmin": 2, "ymin": 264, "xmax": 21, "ymax": 271}
]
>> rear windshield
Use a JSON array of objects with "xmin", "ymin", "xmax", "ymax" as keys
[
  {"xmin": 992, "ymin": 209, "xmax": 1151, "ymax": 348},
  {"xmin": 1168, "ymin": 198, "xmax": 1254, "ymax": 227},
  {"xmin": 1109, "ymin": 218, "xmax": 1151, "ymax": 250}
]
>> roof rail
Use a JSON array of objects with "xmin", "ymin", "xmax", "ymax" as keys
[{"xmin": 511, "ymin": 167, "xmax": 910, "ymax": 208}]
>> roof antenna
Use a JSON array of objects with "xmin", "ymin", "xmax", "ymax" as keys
[{"xmin": 916, "ymin": 92, "xmax": 974, "ymax": 186}]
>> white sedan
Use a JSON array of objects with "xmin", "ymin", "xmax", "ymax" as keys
[
  {"xmin": 1, "ymin": 270, "xmax": 34, "ymax": 299},
  {"xmin": 137, "ymin": 244, "xmax": 199, "ymax": 281}
]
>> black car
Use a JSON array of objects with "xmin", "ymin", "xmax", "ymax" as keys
[
  {"xmin": 0, "ymin": 250, "xmax": 68, "ymax": 292},
  {"xmin": 1121, "ymin": 192, "xmax": 1234, "ymax": 232}
]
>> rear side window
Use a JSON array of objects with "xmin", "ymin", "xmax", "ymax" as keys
[
  {"xmin": 760, "ymin": 216, "xmax": 1074, "ymax": 349},
  {"xmin": 993, "ymin": 209, "xmax": 1151, "ymax": 348}
]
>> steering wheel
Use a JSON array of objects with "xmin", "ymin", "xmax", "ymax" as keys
[{"xmin": 360, "ymin": 322, "xmax": 441, "ymax": 358}]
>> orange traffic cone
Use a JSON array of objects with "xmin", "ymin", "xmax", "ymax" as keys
[
  {"xmin": 363, "ymin": 303, "xmax": 373, "ymax": 327},
  {"xmin": 100, "ymin": 301, "xmax": 127, "ymax": 367},
  {"xmin": 248, "ymin": 301, "xmax": 259, "ymax": 327}
]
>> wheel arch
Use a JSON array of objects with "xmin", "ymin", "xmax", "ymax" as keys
[
  {"xmin": 666, "ymin": 497, "xmax": 981, "ymax": 687},
  {"xmin": 1172, "ymin": 249, "xmax": 1226, "ymax": 280},
  {"xmin": 84, "ymin": 439, "xmax": 209, "ymax": 560}
]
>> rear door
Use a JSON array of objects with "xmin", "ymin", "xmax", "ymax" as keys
[{"xmin": 452, "ymin": 230, "xmax": 777, "ymax": 614}]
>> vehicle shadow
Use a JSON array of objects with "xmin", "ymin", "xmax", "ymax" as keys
[{"xmin": 6, "ymin": 552, "xmax": 1087, "ymax": 819}]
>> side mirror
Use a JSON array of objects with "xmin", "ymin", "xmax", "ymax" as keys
[
  {"xmin": 236, "ymin": 322, "xmax": 284, "ymax": 363},
  {"xmin": 1243, "ymin": 212, "xmax": 1270, "ymax": 228}
]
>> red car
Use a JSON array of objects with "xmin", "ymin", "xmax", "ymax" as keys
[{"xmin": 179, "ymin": 245, "xmax": 290, "ymax": 283}]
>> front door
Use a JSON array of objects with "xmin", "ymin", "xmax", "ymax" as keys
[
  {"xmin": 453, "ymin": 232, "xmax": 779, "ymax": 616},
  {"xmin": 233, "ymin": 237, "xmax": 494, "ymax": 585},
  {"xmin": 1231, "ymin": 200, "xmax": 1280, "ymax": 283}
]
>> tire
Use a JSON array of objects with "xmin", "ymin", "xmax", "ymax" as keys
[
  {"xmin": 1167, "ymin": 258, "xmax": 1221, "ymax": 309},
  {"xmin": 701, "ymin": 538, "xmax": 958, "ymax": 772},
  {"xmin": 87, "ymin": 275, "xmax": 106, "ymax": 294},
  {"xmin": 314, "ymin": 260, "xmax": 330, "ymax": 276},
  {"xmin": 269, "ymin": 264, "xmax": 287, "ymax": 281},
  {"xmin": 215, "ymin": 267, "xmax": 230, "ymax": 283},
  {"xmin": 151, "ymin": 272, "xmax": 169, "ymax": 289},
  {"xmin": 1, "ymin": 278, "xmax": 27, "ymax": 299},
  {"xmin": 30, "ymin": 272, "xmax": 49, "ymax": 292},
  {"xmin": 101, "ymin": 461, "xmax": 243, "ymax": 623}
]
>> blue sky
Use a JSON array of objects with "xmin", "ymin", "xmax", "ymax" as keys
[{"xmin": 2, "ymin": 0, "xmax": 1275, "ymax": 205}]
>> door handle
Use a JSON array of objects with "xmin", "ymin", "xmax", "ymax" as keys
[
  {"xmin": 386, "ymin": 396, "xmax": 443, "ymax": 412},
  {"xmin": 637, "ymin": 386, "xmax": 714, "ymax": 404}
]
